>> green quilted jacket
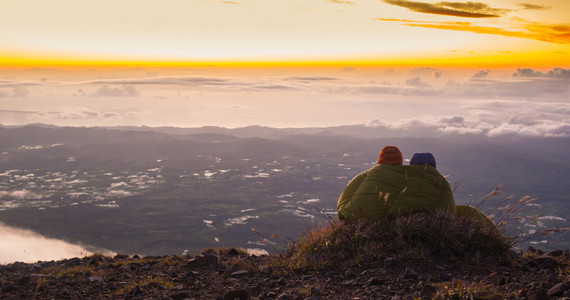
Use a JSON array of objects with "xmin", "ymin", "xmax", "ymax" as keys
[{"xmin": 337, "ymin": 164, "xmax": 455, "ymax": 222}]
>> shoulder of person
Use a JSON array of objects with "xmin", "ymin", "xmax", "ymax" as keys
[
  {"xmin": 404, "ymin": 164, "xmax": 444, "ymax": 176},
  {"xmin": 373, "ymin": 164, "xmax": 404, "ymax": 171}
]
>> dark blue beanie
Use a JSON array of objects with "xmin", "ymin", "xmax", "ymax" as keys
[{"xmin": 409, "ymin": 153, "xmax": 436, "ymax": 168}]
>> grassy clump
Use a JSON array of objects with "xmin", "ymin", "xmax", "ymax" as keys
[
  {"xmin": 199, "ymin": 247, "xmax": 251, "ymax": 256},
  {"xmin": 116, "ymin": 275, "xmax": 175, "ymax": 296},
  {"xmin": 42, "ymin": 264, "xmax": 99, "ymax": 279},
  {"xmin": 281, "ymin": 209, "xmax": 514, "ymax": 270}
]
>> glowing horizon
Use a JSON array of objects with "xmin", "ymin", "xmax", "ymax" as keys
[{"xmin": 1, "ymin": 49, "xmax": 567, "ymax": 69}]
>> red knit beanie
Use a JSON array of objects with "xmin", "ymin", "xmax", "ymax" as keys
[{"xmin": 377, "ymin": 146, "xmax": 403, "ymax": 165}]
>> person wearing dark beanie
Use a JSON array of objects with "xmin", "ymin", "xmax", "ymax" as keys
[
  {"xmin": 377, "ymin": 145, "xmax": 403, "ymax": 165},
  {"xmin": 409, "ymin": 152, "xmax": 436, "ymax": 168}
]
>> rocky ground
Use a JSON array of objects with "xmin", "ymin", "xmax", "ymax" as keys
[{"xmin": 1, "ymin": 247, "xmax": 569, "ymax": 299}]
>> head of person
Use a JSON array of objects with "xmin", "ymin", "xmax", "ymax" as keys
[
  {"xmin": 409, "ymin": 152, "xmax": 436, "ymax": 168},
  {"xmin": 377, "ymin": 146, "xmax": 403, "ymax": 165}
]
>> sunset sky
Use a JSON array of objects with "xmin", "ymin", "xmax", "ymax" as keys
[
  {"xmin": 1, "ymin": 0, "xmax": 569, "ymax": 136},
  {"xmin": 1, "ymin": 0, "xmax": 569, "ymax": 66}
]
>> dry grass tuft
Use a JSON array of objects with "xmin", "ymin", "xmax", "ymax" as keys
[
  {"xmin": 42, "ymin": 264, "xmax": 97, "ymax": 279},
  {"xmin": 198, "ymin": 247, "xmax": 250, "ymax": 256},
  {"xmin": 116, "ymin": 275, "xmax": 174, "ymax": 296},
  {"xmin": 469, "ymin": 185, "xmax": 567, "ymax": 248},
  {"xmin": 278, "ymin": 209, "xmax": 514, "ymax": 271}
]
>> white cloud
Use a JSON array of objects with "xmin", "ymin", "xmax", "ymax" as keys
[
  {"xmin": 513, "ymin": 67, "xmax": 570, "ymax": 79},
  {"xmin": 0, "ymin": 87, "xmax": 30, "ymax": 97},
  {"xmin": 102, "ymin": 112, "xmax": 120, "ymax": 118},
  {"xmin": 347, "ymin": 85, "xmax": 402, "ymax": 95},
  {"xmin": 431, "ymin": 100, "xmax": 569, "ymax": 137},
  {"xmin": 437, "ymin": 126, "xmax": 484, "ymax": 135},
  {"xmin": 90, "ymin": 76, "xmax": 230, "ymax": 87},
  {"xmin": 73, "ymin": 89, "xmax": 86, "ymax": 97},
  {"xmin": 359, "ymin": 98, "xmax": 570, "ymax": 138},
  {"xmin": 393, "ymin": 118, "xmax": 433, "ymax": 130},
  {"xmin": 30, "ymin": 109, "xmax": 126, "ymax": 121},
  {"xmin": 90, "ymin": 85, "xmax": 140, "ymax": 97},
  {"xmin": 12, "ymin": 86, "xmax": 30, "ymax": 97},
  {"xmin": 440, "ymin": 115, "xmax": 465, "ymax": 125},
  {"xmin": 366, "ymin": 119, "xmax": 389, "ymax": 127},
  {"xmin": 472, "ymin": 69, "xmax": 490, "ymax": 78},
  {"xmin": 347, "ymin": 68, "xmax": 570, "ymax": 100},
  {"xmin": 410, "ymin": 67, "xmax": 442, "ymax": 76},
  {"xmin": 405, "ymin": 76, "xmax": 431, "ymax": 88},
  {"xmin": 487, "ymin": 122, "xmax": 570, "ymax": 138},
  {"xmin": 44, "ymin": 67, "xmax": 570, "ymax": 101}
]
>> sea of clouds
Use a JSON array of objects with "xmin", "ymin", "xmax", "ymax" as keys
[{"xmin": 0, "ymin": 67, "xmax": 568, "ymax": 137}]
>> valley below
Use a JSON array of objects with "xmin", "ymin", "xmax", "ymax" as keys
[{"xmin": 0, "ymin": 125, "xmax": 568, "ymax": 261}]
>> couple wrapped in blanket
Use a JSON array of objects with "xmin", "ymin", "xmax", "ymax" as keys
[{"xmin": 337, "ymin": 146, "xmax": 492, "ymax": 225}]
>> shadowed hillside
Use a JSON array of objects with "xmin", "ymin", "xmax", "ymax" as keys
[{"xmin": 1, "ymin": 211, "xmax": 569, "ymax": 299}]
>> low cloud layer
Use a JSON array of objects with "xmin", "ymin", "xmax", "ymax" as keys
[
  {"xmin": 327, "ymin": 67, "xmax": 570, "ymax": 100},
  {"xmin": 513, "ymin": 67, "xmax": 570, "ymax": 78},
  {"xmin": 90, "ymin": 77, "xmax": 231, "ymax": 86},
  {"xmin": 31, "ymin": 109, "xmax": 125, "ymax": 121},
  {"xmin": 0, "ymin": 223, "xmax": 115, "ymax": 264},
  {"xmin": 472, "ymin": 70, "xmax": 490, "ymax": 78},
  {"xmin": 0, "ymin": 87, "xmax": 30, "ymax": 98},
  {"xmin": 367, "ymin": 99, "xmax": 570, "ymax": 138},
  {"xmin": 1, "ymin": 67, "xmax": 568, "ymax": 138},
  {"xmin": 78, "ymin": 68, "xmax": 569, "ymax": 100},
  {"xmin": 90, "ymin": 85, "xmax": 140, "ymax": 97}
]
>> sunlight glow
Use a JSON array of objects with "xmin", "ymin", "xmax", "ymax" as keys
[{"xmin": 1, "ymin": 0, "xmax": 568, "ymax": 69}]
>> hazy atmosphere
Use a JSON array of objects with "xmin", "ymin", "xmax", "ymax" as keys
[
  {"xmin": 1, "ymin": 66, "xmax": 569, "ymax": 136},
  {"xmin": 0, "ymin": 0, "xmax": 569, "ymax": 264}
]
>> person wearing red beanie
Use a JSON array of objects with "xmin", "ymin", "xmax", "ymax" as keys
[{"xmin": 377, "ymin": 145, "xmax": 403, "ymax": 165}]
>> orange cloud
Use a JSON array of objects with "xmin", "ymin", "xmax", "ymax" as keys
[
  {"xmin": 382, "ymin": 0, "xmax": 509, "ymax": 18},
  {"xmin": 376, "ymin": 18, "xmax": 570, "ymax": 45},
  {"xmin": 518, "ymin": 3, "xmax": 550, "ymax": 10}
]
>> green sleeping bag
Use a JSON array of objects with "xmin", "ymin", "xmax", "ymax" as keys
[
  {"xmin": 337, "ymin": 164, "xmax": 456, "ymax": 222},
  {"xmin": 456, "ymin": 205, "xmax": 496, "ymax": 228}
]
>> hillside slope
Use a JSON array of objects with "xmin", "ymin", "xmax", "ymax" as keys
[{"xmin": 1, "ymin": 211, "xmax": 569, "ymax": 300}]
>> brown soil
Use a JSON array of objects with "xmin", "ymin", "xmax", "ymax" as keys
[{"xmin": 1, "ymin": 248, "xmax": 569, "ymax": 299}]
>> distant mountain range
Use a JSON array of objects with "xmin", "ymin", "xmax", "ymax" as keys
[
  {"xmin": 0, "ymin": 122, "xmax": 493, "ymax": 139},
  {"xmin": 0, "ymin": 124, "xmax": 568, "ymax": 256}
]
